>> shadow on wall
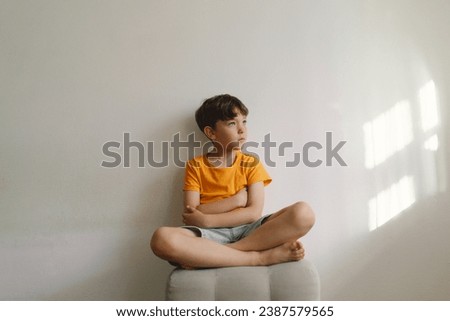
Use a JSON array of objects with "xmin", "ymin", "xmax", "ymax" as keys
[
  {"xmin": 322, "ymin": 191, "xmax": 450, "ymax": 300},
  {"xmin": 320, "ymin": 65, "xmax": 449, "ymax": 299},
  {"xmin": 43, "ymin": 113, "xmax": 204, "ymax": 300},
  {"xmin": 324, "ymin": 55, "xmax": 450, "ymax": 298}
]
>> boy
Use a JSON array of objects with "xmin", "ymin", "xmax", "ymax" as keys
[{"xmin": 151, "ymin": 94, "xmax": 315, "ymax": 269}]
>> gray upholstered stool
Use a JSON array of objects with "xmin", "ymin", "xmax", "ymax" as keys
[{"xmin": 166, "ymin": 260, "xmax": 320, "ymax": 300}]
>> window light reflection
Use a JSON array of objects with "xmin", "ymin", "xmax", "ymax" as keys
[
  {"xmin": 424, "ymin": 134, "xmax": 439, "ymax": 151},
  {"xmin": 369, "ymin": 175, "xmax": 416, "ymax": 231},
  {"xmin": 363, "ymin": 100, "xmax": 413, "ymax": 169},
  {"xmin": 419, "ymin": 80, "xmax": 439, "ymax": 132}
]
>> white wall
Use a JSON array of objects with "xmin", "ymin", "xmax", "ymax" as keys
[{"xmin": 1, "ymin": 0, "xmax": 449, "ymax": 300}]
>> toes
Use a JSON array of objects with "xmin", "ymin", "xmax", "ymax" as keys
[
  {"xmin": 290, "ymin": 241, "xmax": 301, "ymax": 251},
  {"xmin": 284, "ymin": 241, "xmax": 306, "ymax": 262},
  {"xmin": 293, "ymin": 251, "xmax": 304, "ymax": 260},
  {"xmin": 290, "ymin": 241, "xmax": 304, "ymax": 251},
  {"xmin": 292, "ymin": 246, "xmax": 305, "ymax": 260}
]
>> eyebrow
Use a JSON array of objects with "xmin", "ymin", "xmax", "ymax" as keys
[
  {"xmin": 228, "ymin": 117, "xmax": 246, "ymax": 122},
  {"xmin": 232, "ymin": 113, "xmax": 246, "ymax": 119}
]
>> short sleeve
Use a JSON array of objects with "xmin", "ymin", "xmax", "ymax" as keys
[
  {"xmin": 243, "ymin": 155, "xmax": 272, "ymax": 187},
  {"xmin": 183, "ymin": 159, "xmax": 201, "ymax": 191}
]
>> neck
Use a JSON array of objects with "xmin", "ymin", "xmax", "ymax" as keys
[{"xmin": 207, "ymin": 147, "xmax": 240, "ymax": 167}]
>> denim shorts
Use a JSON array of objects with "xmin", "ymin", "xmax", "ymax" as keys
[{"xmin": 182, "ymin": 214, "xmax": 272, "ymax": 244}]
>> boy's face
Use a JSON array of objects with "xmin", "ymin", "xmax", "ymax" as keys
[{"xmin": 205, "ymin": 109, "xmax": 247, "ymax": 152}]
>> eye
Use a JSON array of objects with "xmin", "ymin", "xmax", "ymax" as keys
[
  {"xmin": 243, "ymin": 119, "xmax": 247, "ymax": 125},
  {"xmin": 228, "ymin": 121, "xmax": 236, "ymax": 126}
]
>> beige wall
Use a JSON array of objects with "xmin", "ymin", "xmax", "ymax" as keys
[{"xmin": 1, "ymin": 0, "xmax": 449, "ymax": 300}]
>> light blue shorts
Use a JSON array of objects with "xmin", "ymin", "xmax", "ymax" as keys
[{"xmin": 182, "ymin": 214, "xmax": 272, "ymax": 244}]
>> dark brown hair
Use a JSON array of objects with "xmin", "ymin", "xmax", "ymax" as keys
[{"xmin": 195, "ymin": 94, "xmax": 249, "ymax": 132}]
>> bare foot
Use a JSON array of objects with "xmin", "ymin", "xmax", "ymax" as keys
[{"xmin": 260, "ymin": 240, "xmax": 305, "ymax": 266}]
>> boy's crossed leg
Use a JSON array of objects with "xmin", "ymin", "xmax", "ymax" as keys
[
  {"xmin": 150, "ymin": 201, "xmax": 315, "ymax": 268},
  {"xmin": 228, "ymin": 201, "xmax": 314, "ymax": 252}
]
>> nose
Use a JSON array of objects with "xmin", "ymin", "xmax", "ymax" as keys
[{"xmin": 237, "ymin": 121, "xmax": 246, "ymax": 134}]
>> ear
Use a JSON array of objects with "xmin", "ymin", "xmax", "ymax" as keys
[{"xmin": 203, "ymin": 126, "xmax": 216, "ymax": 141}]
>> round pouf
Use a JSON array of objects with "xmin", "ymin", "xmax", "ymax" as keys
[{"xmin": 166, "ymin": 260, "xmax": 320, "ymax": 301}]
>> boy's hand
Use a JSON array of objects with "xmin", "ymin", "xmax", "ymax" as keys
[
  {"xmin": 236, "ymin": 188, "xmax": 248, "ymax": 208},
  {"xmin": 182, "ymin": 206, "xmax": 210, "ymax": 228}
]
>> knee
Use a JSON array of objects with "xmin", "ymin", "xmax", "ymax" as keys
[
  {"xmin": 150, "ymin": 227, "xmax": 175, "ymax": 258},
  {"xmin": 289, "ymin": 201, "xmax": 315, "ymax": 231}
]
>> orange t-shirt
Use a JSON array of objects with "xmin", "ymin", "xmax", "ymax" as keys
[{"xmin": 183, "ymin": 152, "xmax": 272, "ymax": 204}]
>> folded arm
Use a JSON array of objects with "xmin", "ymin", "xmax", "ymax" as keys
[
  {"xmin": 183, "ymin": 182, "xmax": 265, "ymax": 228},
  {"xmin": 196, "ymin": 188, "xmax": 247, "ymax": 214}
]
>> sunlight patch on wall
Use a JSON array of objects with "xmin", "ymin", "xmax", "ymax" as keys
[
  {"xmin": 365, "ymin": 78, "xmax": 443, "ymax": 232},
  {"xmin": 424, "ymin": 134, "xmax": 439, "ymax": 152},
  {"xmin": 369, "ymin": 175, "xmax": 416, "ymax": 231},
  {"xmin": 419, "ymin": 80, "xmax": 439, "ymax": 132},
  {"xmin": 363, "ymin": 100, "xmax": 413, "ymax": 169}
]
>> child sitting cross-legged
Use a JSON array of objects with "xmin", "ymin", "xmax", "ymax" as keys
[{"xmin": 151, "ymin": 94, "xmax": 315, "ymax": 269}]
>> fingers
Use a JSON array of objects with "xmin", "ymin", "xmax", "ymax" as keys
[
  {"xmin": 182, "ymin": 207, "xmax": 207, "ymax": 227},
  {"xmin": 185, "ymin": 205, "xmax": 203, "ymax": 214},
  {"xmin": 182, "ymin": 207, "xmax": 200, "ymax": 225},
  {"xmin": 182, "ymin": 212, "xmax": 193, "ymax": 225}
]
